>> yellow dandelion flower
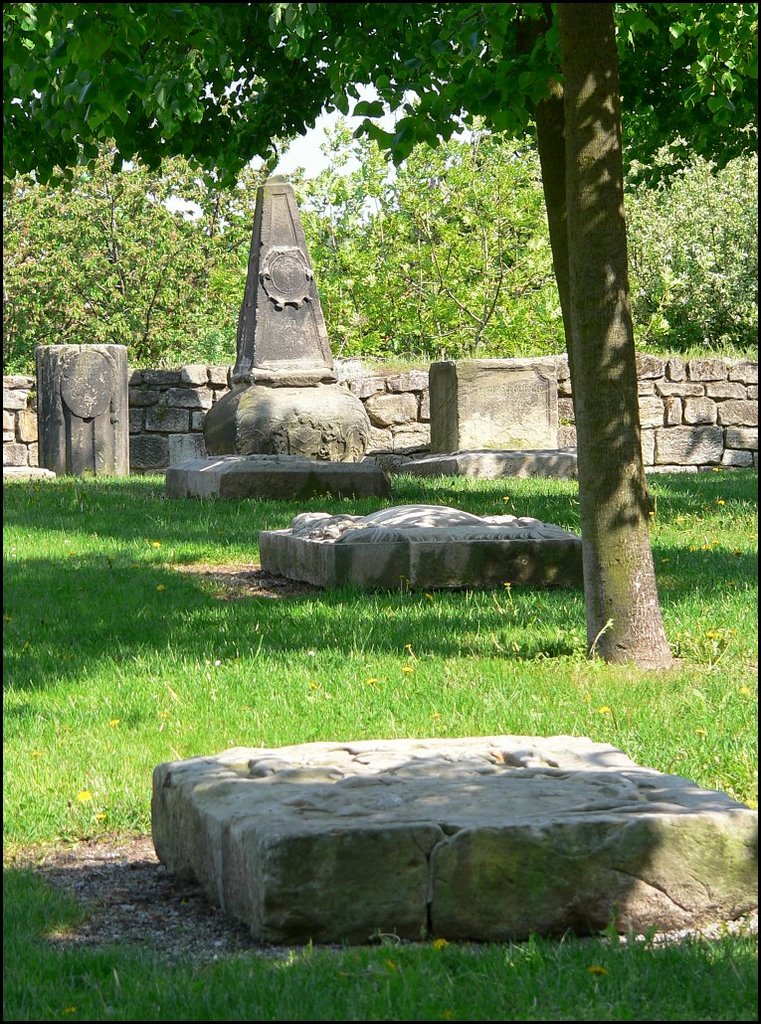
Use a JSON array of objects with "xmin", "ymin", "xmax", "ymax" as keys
[
  {"xmin": 108, "ymin": 718, "xmax": 120, "ymax": 728},
  {"xmin": 158, "ymin": 710, "xmax": 171, "ymax": 719},
  {"xmin": 63, "ymin": 1008, "xmax": 77, "ymax": 1016},
  {"xmin": 716, "ymin": 499, "xmax": 725, "ymax": 505},
  {"xmin": 156, "ymin": 583, "xmax": 166, "ymax": 592},
  {"xmin": 309, "ymin": 681, "xmax": 320, "ymax": 690},
  {"xmin": 31, "ymin": 750, "xmax": 43, "ymax": 758},
  {"xmin": 95, "ymin": 812, "xmax": 107, "ymax": 822},
  {"xmin": 739, "ymin": 686, "xmax": 751, "ymax": 696},
  {"xmin": 365, "ymin": 677, "xmax": 378, "ymax": 686},
  {"xmin": 151, "ymin": 541, "xmax": 162, "ymax": 548},
  {"xmin": 588, "ymin": 965, "xmax": 608, "ymax": 976},
  {"xmin": 432, "ymin": 937, "xmax": 449, "ymax": 950},
  {"xmin": 694, "ymin": 727, "xmax": 708, "ymax": 738},
  {"xmin": 75, "ymin": 790, "xmax": 92, "ymax": 803},
  {"xmin": 402, "ymin": 665, "xmax": 414, "ymax": 674},
  {"xmin": 598, "ymin": 706, "xmax": 611, "ymax": 715}
]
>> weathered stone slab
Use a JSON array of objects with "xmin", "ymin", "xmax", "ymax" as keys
[
  {"xmin": 430, "ymin": 359, "xmax": 558, "ymax": 452},
  {"xmin": 166, "ymin": 455, "xmax": 391, "ymax": 500},
  {"xmin": 3, "ymin": 465, "xmax": 56, "ymax": 481},
  {"xmin": 152, "ymin": 735, "xmax": 758, "ymax": 945},
  {"xmin": 403, "ymin": 449, "xmax": 578, "ymax": 480},
  {"xmin": 260, "ymin": 504, "xmax": 582, "ymax": 589},
  {"xmin": 654, "ymin": 426, "xmax": 723, "ymax": 465},
  {"xmin": 36, "ymin": 344, "xmax": 129, "ymax": 476}
]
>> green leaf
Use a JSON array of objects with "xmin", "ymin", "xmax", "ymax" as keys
[{"xmin": 352, "ymin": 100, "xmax": 385, "ymax": 118}]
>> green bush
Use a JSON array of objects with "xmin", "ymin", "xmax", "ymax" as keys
[{"xmin": 626, "ymin": 147, "xmax": 758, "ymax": 354}]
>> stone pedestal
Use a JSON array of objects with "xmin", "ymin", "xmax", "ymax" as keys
[
  {"xmin": 36, "ymin": 345, "xmax": 129, "ymax": 476},
  {"xmin": 430, "ymin": 359, "xmax": 559, "ymax": 452}
]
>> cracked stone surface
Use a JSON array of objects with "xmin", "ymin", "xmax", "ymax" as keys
[{"xmin": 152, "ymin": 736, "xmax": 757, "ymax": 945}]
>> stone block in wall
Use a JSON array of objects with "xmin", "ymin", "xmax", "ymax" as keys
[
  {"xmin": 654, "ymin": 426, "xmax": 723, "ymax": 465},
  {"xmin": 655, "ymin": 381, "xmax": 705, "ymax": 397},
  {"xmin": 646, "ymin": 464, "xmax": 698, "ymax": 474},
  {"xmin": 728, "ymin": 362, "xmax": 758, "ymax": 384},
  {"xmin": 129, "ymin": 388, "xmax": 160, "ymax": 407},
  {"xmin": 717, "ymin": 400, "xmax": 758, "ymax": 427},
  {"xmin": 17, "ymin": 409, "xmax": 38, "ymax": 443},
  {"xmin": 638, "ymin": 397, "xmax": 664, "ymax": 428},
  {"xmin": 553, "ymin": 354, "xmax": 570, "ymax": 382},
  {"xmin": 637, "ymin": 382, "xmax": 656, "ymax": 396},
  {"xmin": 129, "ymin": 370, "xmax": 143, "ymax": 385},
  {"xmin": 664, "ymin": 397, "xmax": 682, "ymax": 426},
  {"xmin": 640, "ymin": 430, "xmax": 655, "ymax": 465},
  {"xmin": 191, "ymin": 411, "xmax": 208, "ymax": 431},
  {"xmin": 705, "ymin": 382, "xmax": 747, "ymax": 399},
  {"xmin": 4, "ymin": 375, "xmax": 34, "ymax": 389},
  {"xmin": 169, "ymin": 433, "xmax": 207, "ymax": 465},
  {"xmin": 3, "ymin": 388, "xmax": 28, "ymax": 411},
  {"xmin": 687, "ymin": 358, "xmax": 728, "ymax": 382},
  {"xmin": 129, "ymin": 409, "xmax": 144, "ymax": 434},
  {"xmin": 419, "ymin": 391, "xmax": 430, "ymax": 421},
  {"xmin": 3, "ymin": 429, "xmax": 13, "ymax": 444},
  {"xmin": 392, "ymin": 423, "xmax": 430, "ymax": 453},
  {"xmin": 180, "ymin": 364, "xmax": 209, "ymax": 386},
  {"xmin": 141, "ymin": 370, "xmax": 182, "ymax": 386},
  {"xmin": 558, "ymin": 425, "xmax": 577, "ymax": 447},
  {"xmin": 365, "ymin": 392, "xmax": 418, "ymax": 428},
  {"xmin": 724, "ymin": 427, "xmax": 758, "ymax": 451},
  {"xmin": 722, "ymin": 450, "xmax": 754, "ymax": 468},
  {"xmin": 384, "ymin": 370, "xmax": 429, "ymax": 393},
  {"xmin": 208, "ymin": 365, "xmax": 230, "ymax": 386},
  {"xmin": 683, "ymin": 397, "xmax": 717, "ymax": 425},
  {"xmin": 349, "ymin": 377, "xmax": 387, "ymax": 400},
  {"xmin": 749, "ymin": 386, "xmax": 758, "ymax": 400},
  {"xmin": 28, "ymin": 443, "xmax": 39, "ymax": 467},
  {"xmin": 3, "ymin": 442, "xmax": 29, "ymax": 466},
  {"xmin": 635, "ymin": 354, "xmax": 666, "ymax": 379},
  {"xmin": 130, "ymin": 434, "xmax": 169, "ymax": 471},
  {"xmin": 145, "ymin": 405, "xmax": 190, "ymax": 432},
  {"xmin": 666, "ymin": 357, "xmax": 685, "ymax": 382},
  {"xmin": 3, "ymin": 410, "xmax": 15, "ymax": 432},
  {"xmin": 367, "ymin": 426, "xmax": 393, "ymax": 452},
  {"xmin": 166, "ymin": 387, "xmax": 213, "ymax": 410}
]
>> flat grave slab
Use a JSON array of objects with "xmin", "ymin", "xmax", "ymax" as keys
[
  {"xmin": 152, "ymin": 735, "xmax": 758, "ymax": 945},
  {"xmin": 404, "ymin": 449, "xmax": 578, "ymax": 479},
  {"xmin": 3, "ymin": 466, "xmax": 57, "ymax": 482},
  {"xmin": 259, "ymin": 504, "xmax": 583, "ymax": 590},
  {"xmin": 165, "ymin": 454, "xmax": 390, "ymax": 500}
]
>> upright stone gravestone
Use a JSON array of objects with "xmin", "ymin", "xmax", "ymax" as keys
[
  {"xmin": 36, "ymin": 344, "xmax": 129, "ymax": 476},
  {"xmin": 203, "ymin": 176, "xmax": 370, "ymax": 462},
  {"xmin": 429, "ymin": 358, "xmax": 559, "ymax": 453}
]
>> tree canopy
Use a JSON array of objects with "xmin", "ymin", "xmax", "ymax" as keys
[{"xmin": 4, "ymin": 3, "xmax": 757, "ymax": 183}]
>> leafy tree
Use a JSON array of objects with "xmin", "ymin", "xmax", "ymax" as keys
[
  {"xmin": 4, "ymin": 2, "xmax": 757, "ymax": 667},
  {"xmin": 3, "ymin": 149, "xmax": 262, "ymax": 370}
]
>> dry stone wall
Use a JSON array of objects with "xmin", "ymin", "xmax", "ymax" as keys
[{"xmin": 4, "ymin": 354, "xmax": 758, "ymax": 473}]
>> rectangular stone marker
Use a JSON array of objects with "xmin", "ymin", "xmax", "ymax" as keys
[
  {"xmin": 430, "ymin": 359, "xmax": 558, "ymax": 452},
  {"xmin": 404, "ymin": 449, "xmax": 577, "ymax": 480},
  {"xmin": 152, "ymin": 736, "xmax": 757, "ymax": 945},
  {"xmin": 36, "ymin": 344, "xmax": 129, "ymax": 476}
]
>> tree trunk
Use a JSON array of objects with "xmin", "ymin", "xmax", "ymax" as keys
[{"xmin": 557, "ymin": 2, "xmax": 674, "ymax": 667}]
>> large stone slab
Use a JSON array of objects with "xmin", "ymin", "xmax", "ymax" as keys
[
  {"xmin": 404, "ymin": 449, "xmax": 578, "ymax": 479},
  {"xmin": 3, "ymin": 465, "xmax": 56, "ymax": 481},
  {"xmin": 430, "ymin": 359, "xmax": 558, "ymax": 452},
  {"xmin": 165, "ymin": 454, "xmax": 391, "ymax": 500},
  {"xmin": 152, "ymin": 736, "xmax": 758, "ymax": 945},
  {"xmin": 259, "ymin": 504, "xmax": 582, "ymax": 589}
]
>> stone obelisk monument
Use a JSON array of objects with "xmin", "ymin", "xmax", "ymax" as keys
[{"xmin": 203, "ymin": 176, "xmax": 370, "ymax": 462}]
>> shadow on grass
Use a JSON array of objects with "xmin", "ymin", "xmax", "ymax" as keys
[{"xmin": 3, "ymin": 863, "xmax": 759, "ymax": 1022}]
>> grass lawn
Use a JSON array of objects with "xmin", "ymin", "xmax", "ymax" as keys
[{"xmin": 3, "ymin": 468, "xmax": 758, "ymax": 1021}]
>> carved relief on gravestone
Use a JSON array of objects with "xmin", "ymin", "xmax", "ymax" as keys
[
  {"xmin": 36, "ymin": 344, "xmax": 129, "ymax": 476},
  {"xmin": 204, "ymin": 176, "xmax": 371, "ymax": 463}
]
